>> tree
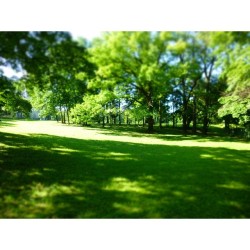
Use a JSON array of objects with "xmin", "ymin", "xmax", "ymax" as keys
[
  {"xmin": 0, "ymin": 32, "xmax": 73, "ymax": 120},
  {"xmin": 2, "ymin": 31, "xmax": 249, "ymax": 139},
  {"xmin": 90, "ymin": 32, "xmax": 173, "ymax": 132},
  {"xmin": 25, "ymin": 35, "xmax": 95, "ymax": 123},
  {"xmin": 218, "ymin": 34, "xmax": 250, "ymax": 136},
  {"xmin": 194, "ymin": 32, "xmax": 220, "ymax": 134},
  {"xmin": 168, "ymin": 32, "xmax": 202, "ymax": 133},
  {"xmin": 71, "ymin": 90, "xmax": 116, "ymax": 126},
  {"xmin": 0, "ymin": 77, "xmax": 32, "ymax": 118}
]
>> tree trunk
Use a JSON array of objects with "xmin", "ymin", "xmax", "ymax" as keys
[
  {"xmin": 147, "ymin": 97, "xmax": 154, "ymax": 133},
  {"xmin": 203, "ymin": 88, "xmax": 210, "ymax": 135},
  {"xmin": 102, "ymin": 116, "xmax": 105, "ymax": 127},
  {"xmin": 172, "ymin": 113, "xmax": 176, "ymax": 128},
  {"xmin": 66, "ymin": 108, "xmax": 70, "ymax": 124},
  {"xmin": 192, "ymin": 95, "xmax": 197, "ymax": 133},
  {"xmin": 182, "ymin": 99, "xmax": 188, "ymax": 133},
  {"xmin": 63, "ymin": 111, "xmax": 66, "ymax": 124},
  {"xmin": 126, "ymin": 115, "xmax": 129, "ymax": 125},
  {"xmin": 118, "ymin": 114, "xmax": 121, "ymax": 125},
  {"xmin": 147, "ymin": 102, "xmax": 154, "ymax": 133},
  {"xmin": 159, "ymin": 100, "xmax": 162, "ymax": 129},
  {"xmin": 118, "ymin": 100, "xmax": 121, "ymax": 125},
  {"xmin": 110, "ymin": 114, "xmax": 112, "ymax": 124},
  {"xmin": 203, "ymin": 113, "xmax": 209, "ymax": 134},
  {"xmin": 224, "ymin": 115, "xmax": 230, "ymax": 131},
  {"xmin": 202, "ymin": 56, "xmax": 215, "ymax": 135},
  {"xmin": 180, "ymin": 77, "xmax": 188, "ymax": 133},
  {"xmin": 147, "ymin": 115, "xmax": 154, "ymax": 133},
  {"xmin": 59, "ymin": 106, "xmax": 64, "ymax": 123}
]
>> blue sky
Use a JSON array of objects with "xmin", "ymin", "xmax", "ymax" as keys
[
  {"xmin": 70, "ymin": 31, "xmax": 102, "ymax": 41},
  {"xmin": 0, "ymin": 66, "xmax": 24, "ymax": 78}
]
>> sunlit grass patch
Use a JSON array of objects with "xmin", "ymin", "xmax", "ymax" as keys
[
  {"xmin": 217, "ymin": 181, "xmax": 249, "ymax": 190},
  {"xmin": 104, "ymin": 177, "xmax": 154, "ymax": 194}
]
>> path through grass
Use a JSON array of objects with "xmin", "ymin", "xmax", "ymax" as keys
[{"xmin": 1, "ymin": 120, "xmax": 250, "ymax": 218}]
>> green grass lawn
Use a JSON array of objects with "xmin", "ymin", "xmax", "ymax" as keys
[{"xmin": 0, "ymin": 120, "xmax": 250, "ymax": 218}]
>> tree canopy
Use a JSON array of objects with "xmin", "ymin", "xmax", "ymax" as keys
[{"xmin": 1, "ymin": 31, "xmax": 249, "ymax": 137}]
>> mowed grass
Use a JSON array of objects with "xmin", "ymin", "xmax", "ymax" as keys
[{"xmin": 0, "ymin": 120, "xmax": 250, "ymax": 218}]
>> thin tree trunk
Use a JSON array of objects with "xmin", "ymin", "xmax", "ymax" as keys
[
  {"xmin": 110, "ymin": 114, "xmax": 112, "ymax": 125},
  {"xmin": 102, "ymin": 116, "xmax": 105, "ymax": 127},
  {"xmin": 118, "ymin": 99, "xmax": 121, "ymax": 125},
  {"xmin": 192, "ymin": 95, "xmax": 197, "ymax": 133},
  {"xmin": 147, "ymin": 97, "xmax": 154, "ymax": 133},
  {"xmin": 181, "ymin": 77, "xmax": 188, "ymax": 133},
  {"xmin": 66, "ymin": 108, "xmax": 70, "ymax": 124},
  {"xmin": 182, "ymin": 96, "xmax": 189, "ymax": 133},
  {"xmin": 63, "ymin": 110, "xmax": 66, "ymax": 124},
  {"xmin": 172, "ymin": 113, "xmax": 175, "ymax": 128},
  {"xmin": 202, "ymin": 56, "xmax": 215, "ymax": 135},
  {"xmin": 159, "ymin": 100, "xmax": 162, "ymax": 129},
  {"xmin": 59, "ymin": 106, "xmax": 63, "ymax": 123},
  {"xmin": 203, "ymin": 85, "xmax": 210, "ymax": 135}
]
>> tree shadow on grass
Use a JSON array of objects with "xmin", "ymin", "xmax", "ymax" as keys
[
  {"xmin": 0, "ymin": 119, "xmax": 17, "ymax": 128},
  {"xmin": 0, "ymin": 131, "xmax": 250, "ymax": 218},
  {"xmin": 88, "ymin": 125, "xmax": 245, "ymax": 143}
]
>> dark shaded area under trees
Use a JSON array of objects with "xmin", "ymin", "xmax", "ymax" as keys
[{"xmin": 1, "ymin": 129, "xmax": 249, "ymax": 218}]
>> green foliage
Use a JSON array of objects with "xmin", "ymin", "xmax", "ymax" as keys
[
  {"xmin": 90, "ymin": 31, "xmax": 173, "ymax": 131},
  {"xmin": 1, "ymin": 31, "xmax": 249, "ymax": 135},
  {"xmin": 22, "ymin": 34, "xmax": 95, "ymax": 122},
  {"xmin": 219, "ymin": 94, "xmax": 250, "ymax": 123},
  {"xmin": 29, "ymin": 88, "xmax": 58, "ymax": 119},
  {"xmin": 0, "ymin": 32, "xmax": 95, "ymax": 122},
  {"xmin": 71, "ymin": 95, "xmax": 103, "ymax": 124},
  {"xmin": 0, "ymin": 75, "xmax": 32, "ymax": 117},
  {"xmin": 124, "ymin": 102, "xmax": 149, "ymax": 122},
  {"xmin": 218, "ymin": 34, "xmax": 250, "ymax": 128},
  {"xmin": 0, "ymin": 92, "xmax": 32, "ymax": 117}
]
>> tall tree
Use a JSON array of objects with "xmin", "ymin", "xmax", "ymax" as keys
[
  {"xmin": 90, "ymin": 32, "xmax": 173, "ymax": 132},
  {"xmin": 195, "ymin": 32, "xmax": 219, "ymax": 134},
  {"xmin": 168, "ymin": 32, "xmax": 202, "ymax": 133},
  {"xmin": 25, "ymin": 36, "xmax": 95, "ymax": 123},
  {"xmin": 217, "ymin": 32, "xmax": 250, "ymax": 135}
]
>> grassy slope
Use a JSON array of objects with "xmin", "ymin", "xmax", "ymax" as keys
[{"xmin": 0, "ymin": 120, "xmax": 250, "ymax": 218}]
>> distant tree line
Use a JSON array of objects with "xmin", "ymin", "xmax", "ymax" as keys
[{"xmin": 0, "ymin": 31, "xmax": 249, "ymax": 137}]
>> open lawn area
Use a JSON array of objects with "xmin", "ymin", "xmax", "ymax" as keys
[{"xmin": 0, "ymin": 120, "xmax": 250, "ymax": 218}]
